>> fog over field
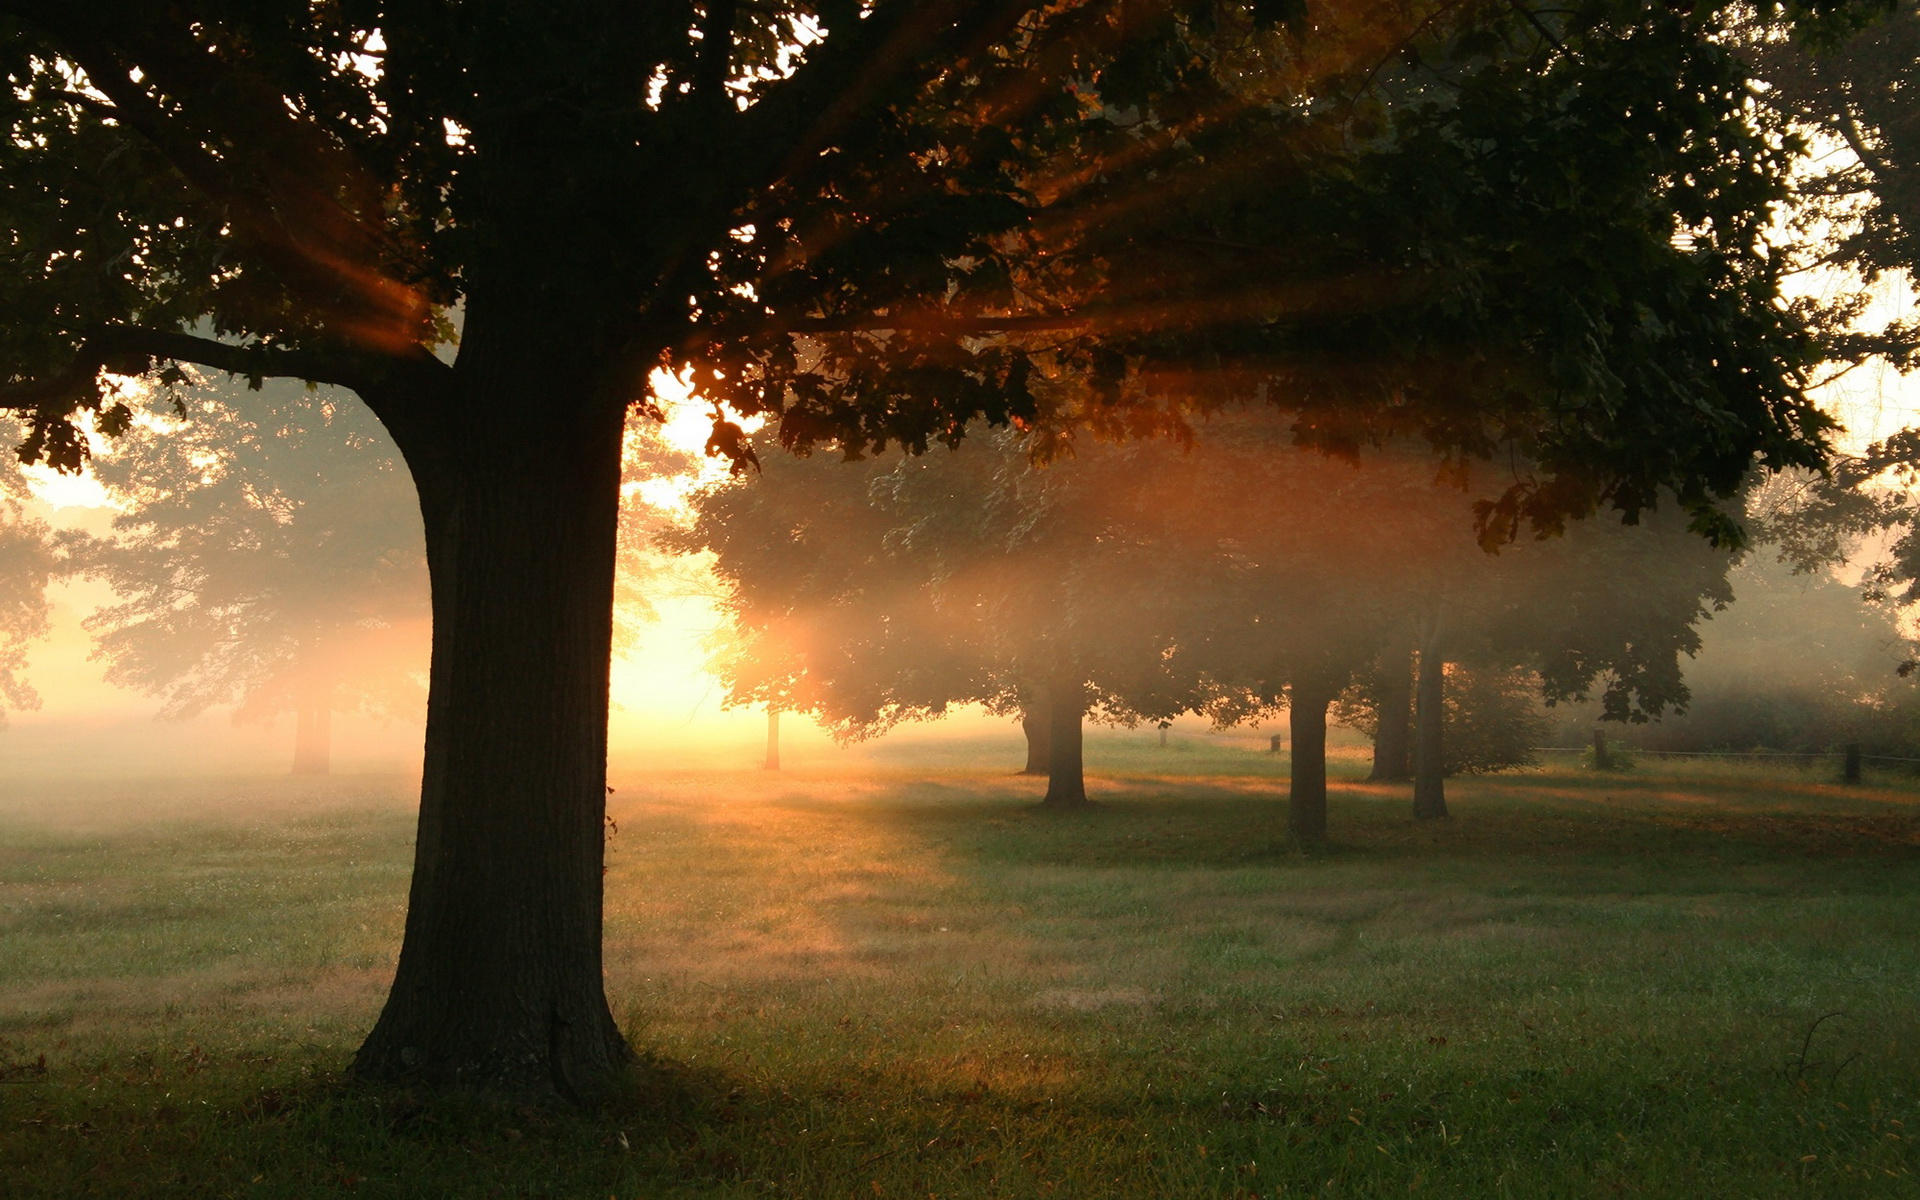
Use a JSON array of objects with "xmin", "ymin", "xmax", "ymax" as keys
[
  {"xmin": 0, "ymin": 201, "xmax": 1901, "ymax": 788},
  {"xmin": 0, "ymin": 362, "xmax": 1917, "ymax": 790}
]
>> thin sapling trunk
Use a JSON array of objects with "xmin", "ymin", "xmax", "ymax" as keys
[
  {"xmin": 292, "ymin": 702, "xmax": 332, "ymax": 775},
  {"xmin": 1412, "ymin": 648, "xmax": 1449, "ymax": 820}
]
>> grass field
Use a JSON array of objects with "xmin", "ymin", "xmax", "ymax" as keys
[{"xmin": 1, "ymin": 736, "xmax": 1916, "ymax": 1197}]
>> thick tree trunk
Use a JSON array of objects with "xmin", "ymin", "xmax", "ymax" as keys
[
  {"xmin": 1019, "ymin": 699, "xmax": 1052, "ymax": 776},
  {"xmin": 763, "ymin": 707, "xmax": 781, "ymax": 771},
  {"xmin": 1412, "ymin": 648, "xmax": 1449, "ymax": 820},
  {"xmin": 1368, "ymin": 650, "xmax": 1413, "ymax": 783},
  {"xmin": 1041, "ymin": 676, "xmax": 1088, "ymax": 808},
  {"xmin": 292, "ymin": 703, "xmax": 332, "ymax": 775},
  {"xmin": 1288, "ymin": 677, "xmax": 1333, "ymax": 845},
  {"xmin": 352, "ymin": 371, "xmax": 631, "ymax": 1098}
]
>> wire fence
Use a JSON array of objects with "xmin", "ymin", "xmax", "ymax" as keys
[{"xmin": 1530, "ymin": 745, "xmax": 1920, "ymax": 768}]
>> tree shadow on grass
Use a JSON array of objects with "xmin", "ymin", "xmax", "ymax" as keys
[
  {"xmin": 834, "ymin": 769, "xmax": 1920, "ymax": 870},
  {"xmin": 0, "ymin": 1043, "xmax": 768, "ymax": 1199}
]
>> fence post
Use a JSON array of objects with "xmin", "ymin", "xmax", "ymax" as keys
[
  {"xmin": 1844, "ymin": 742, "xmax": 1862, "ymax": 784},
  {"xmin": 1269, "ymin": 733, "xmax": 1283, "ymax": 754},
  {"xmin": 1592, "ymin": 729, "xmax": 1611, "ymax": 771}
]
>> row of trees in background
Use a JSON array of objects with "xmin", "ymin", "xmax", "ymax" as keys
[
  {"xmin": 670, "ymin": 411, "xmax": 1743, "ymax": 842},
  {"xmin": 12, "ymin": 378, "xmax": 1910, "ymax": 789}
]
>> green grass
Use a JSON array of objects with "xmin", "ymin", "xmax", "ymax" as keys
[{"xmin": 1, "ymin": 738, "xmax": 1917, "ymax": 1197}]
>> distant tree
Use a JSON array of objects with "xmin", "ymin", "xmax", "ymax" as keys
[
  {"xmin": 671, "ymin": 429, "xmax": 1214, "ymax": 807},
  {"xmin": 66, "ymin": 376, "xmax": 427, "ymax": 773},
  {"xmin": 660, "ymin": 445, "xmax": 959, "ymax": 759},
  {"xmin": 1623, "ymin": 549, "xmax": 1920, "ymax": 752},
  {"xmin": 1742, "ymin": 6, "xmax": 1920, "ymax": 613},
  {"xmin": 1363, "ymin": 650, "xmax": 1417, "ymax": 783},
  {"xmin": 1156, "ymin": 427, "xmax": 1449, "ymax": 841},
  {"xmin": 872, "ymin": 433, "xmax": 1229, "ymax": 807},
  {"xmin": 1747, "ymin": 2, "xmax": 1919, "ymax": 374},
  {"xmin": 1396, "ymin": 499, "xmax": 1738, "ymax": 817},
  {"xmin": 1440, "ymin": 666, "xmax": 1556, "ymax": 774},
  {"xmin": 1341, "ymin": 664, "xmax": 1553, "ymax": 776},
  {"xmin": 0, "ymin": 484, "xmax": 55, "ymax": 728}
]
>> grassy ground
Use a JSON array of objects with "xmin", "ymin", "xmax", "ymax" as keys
[{"xmin": 1, "ymin": 737, "xmax": 1917, "ymax": 1197}]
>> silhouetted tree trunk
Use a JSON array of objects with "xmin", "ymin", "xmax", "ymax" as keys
[
  {"xmin": 292, "ymin": 703, "xmax": 332, "ymax": 775},
  {"xmin": 1019, "ymin": 698, "xmax": 1051, "ymax": 775},
  {"xmin": 352, "ymin": 361, "xmax": 631, "ymax": 1098},
  {"xmin": 1412, "ymin": 648, "xmax": 1449, "ymax": 820},
  {"xmin": 1041, "ymin": 675, "xmax": 1088, "ymax": 808},
  {"xmin": 763, "ymin": 707, "xmax": 781, "ymax": 771},
  {"xmin": 1288, "ymin": 675, "xmax": 1334, "ymax": 844},
  {"xmin": 1369, "ymin": 649, "xmax": 1413, "ymax": 782}
]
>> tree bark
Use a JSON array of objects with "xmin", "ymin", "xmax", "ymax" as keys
[
  {"xmin": 763, "ymin": 706, "xmax": 781, "ymax": 770},
  {"xmin": 1369, "ymin": 649, "xmax": 1413, "ymax": 783},
  {"xmin": 1041, "ymin": 675, "xmax": 1088, "ymax": 808},
  {"xmin": 1412, "ymin": 648, "xmax": 1449, "ymax": 820},
  {"xmin": 291, "ymin": 703, "xmax": 332, "ymax": 775},
  {"xmin": 1288, "ymin": 676, "xmax": 1333, "ymax": 844},
  {"xmin": 351, "ymin": 364, "xmax": 631, "ymax": 1098},
  {"xmin": 1019, "ymin": 698, "xmax": 1052, "ymax": 776}
]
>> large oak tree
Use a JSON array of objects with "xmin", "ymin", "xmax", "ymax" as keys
[{"xmin": 0, "ymin": 1, "xmax": 1860, "ymax": 1095}]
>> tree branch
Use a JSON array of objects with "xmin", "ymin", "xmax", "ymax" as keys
[
  {"xmin": 1836, "ymin": 106, "xmax": 1894, "ymax": 184},
  {"xmin": 778, "ymin": 310, "xmax": 1094, "ymax": 335},
  {"xmin": 736, "ymin": 0, "xmax": 1046, "ymax": 190},
  {"xmin": 765, "ymin": 271, "xmax": 1409, "ymax": 339},
  {"xmin": 0, "ymin": 325, "xmax": 450, "ymax": 413},
  {"xmin": 694, "ymin": 0, "xmax": 738, "ymax": 114}
]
